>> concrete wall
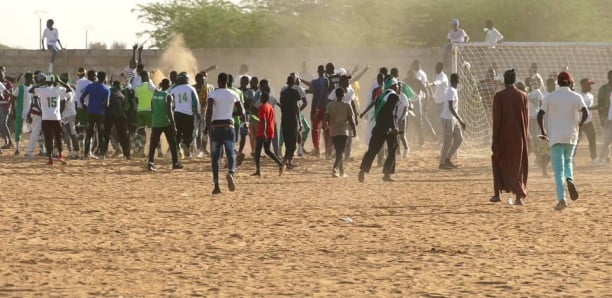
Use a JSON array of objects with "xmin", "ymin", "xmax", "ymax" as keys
[{"xmin": 0, "ymin": 48, "xmax": 443, "ymax": 87}]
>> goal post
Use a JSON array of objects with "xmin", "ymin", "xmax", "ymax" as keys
[{"xmin": 452, "ymin": 42, "xmax": 612, "ymax": 150}]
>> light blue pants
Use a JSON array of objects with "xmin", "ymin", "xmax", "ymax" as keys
[{"xmin": 550, "ymin": 143, "xmax": 575, "ymax": 201}]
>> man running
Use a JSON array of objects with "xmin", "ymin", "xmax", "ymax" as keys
[
  {"xmin": 538, "ymin": 71, "xmax": 588, "ymax": 211},
  {"xmin": 206, "ymin": 73, "xmax": 246, "ymax": 194},
  {"xmin": 252, "ymin": 92, "xmax": 284, "ymax": 177},
  {"xmin": 358, "ymin": 77, "xmax": 401, "ymax": 183},
  {"xmin": 148, "ymin": 79, "xmax": 182, "ymax": 171}
]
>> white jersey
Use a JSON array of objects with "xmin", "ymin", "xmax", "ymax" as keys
[
  {"xmin": 208, "ymin": 88, "xmax": 240, "ymax": 122},
  {"xmin": 35, "ymin": 86, "xmax": 68, "ymax": 121},
  {"xmin": 62, "ymin": 91, "xmax": 77, "ymax": 119},
  {"xmin": 75, "ymin": 78, "xmax": 92, "ymax": 109},
  {"xmin": 170, "ymin": 84, "xmax": 200, "ymax": 116},
  {"xmin": 328, "ymin": 86, "xmax": 355, "ymax": 104},
  {"xmin": 580, "ymin": 91, "xmax": 594, "ymax": 124}
]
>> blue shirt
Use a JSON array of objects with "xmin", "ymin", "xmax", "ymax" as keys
[
  {"xmin": 310, "ymin": 77, "xmax": 329, "ymax": 110},
  {"xmin": 83, "ymin": 82, "xmax": 110, "ymax": 115}
]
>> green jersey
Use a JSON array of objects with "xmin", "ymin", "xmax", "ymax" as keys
[{"xmin": 151, "ymin": 90, "xmax": 172, "ymax": 128}]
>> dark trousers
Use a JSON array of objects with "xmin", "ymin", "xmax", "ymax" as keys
[
  {"xmin": 104, "ymin": 115, "xmax": 131, "ymax": 157},
  {"xmin": 254, "ymin": 137, "xmax": 282, "ymax": 171},
  {"xmin": 282, "ymin": 121, "xmax": 298, "ymax": 161},
  {"xmin": 360, "ymin": 131, "xmax": 398, "ymax": 174},
  {"xmin": 332, "ymin": 135, "xmax": 348, "ymax": 172},
  {"xmin": 148, "ymin": 126, "xmax": 178, "ymax": 164},
  {"xmin": 577, "ymin": 122, "xmax": 597, "ymax": 160},
  {"xmin": 174, "ymin": 112, "xmax": 194, "ymax": 148},
  {"xmin": 85, "ymin": 114, "xmax": 106, "ymax": 156},
  {"xmin": 42, "ymin": 120, "xmax": 63, "ymax": 158}
]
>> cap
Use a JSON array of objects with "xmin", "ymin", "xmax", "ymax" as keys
[
  {"xmin": 37, "ymin": 73, "xmax": 47, "ymax": 83},
  {"xmin": 580, "ymin": 78, "xmax": 595, "ymax": 85},
  {"xmin": 451, "ymin": 18, "xmax": 460, "ymax": 26},
  {"xmin": 388, "ymin": 77, "xmax": 399, "ymax": 86},
  {"xmin": 336, "ymin": 68, "xmax": 347, "ymax": 76},
  {"xmin": 557, "ymin": 71, "xmax": 573, "ymax": 83}
]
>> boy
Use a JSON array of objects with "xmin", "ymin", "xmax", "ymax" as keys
[
  {"xmin": 325, "ymin": 88, "xmax": 356, "ymax": 177},
  {"xmin": 252, "ymin": 92, "xmax": 284, "ymax": 176}
]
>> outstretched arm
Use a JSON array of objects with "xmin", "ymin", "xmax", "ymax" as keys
[{"xmin": 351, "ymin": 65, "xmax": 369, "ymax": 82}]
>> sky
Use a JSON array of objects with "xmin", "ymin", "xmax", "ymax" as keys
[{"xmin": 2, "ymin": 0, "xmax": 240, "ymax": 50}]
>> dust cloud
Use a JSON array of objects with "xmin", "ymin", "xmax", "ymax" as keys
[{"xmin": 150, "ymin": 34, "xmax": 199, "ymax": 85}]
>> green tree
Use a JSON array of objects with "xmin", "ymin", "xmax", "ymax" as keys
[{"xmin": 136, "ymin": 0, "xmax": 612, "ymax": 48}]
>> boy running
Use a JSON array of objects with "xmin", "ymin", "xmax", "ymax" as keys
[{"xmin": 252, "ymin": 92, "xmax": 284, "ymax": 176}]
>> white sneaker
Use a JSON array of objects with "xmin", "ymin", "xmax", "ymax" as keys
[{"xmin": 197, "ymin": 151, "xmax": 205, "ymax": 158}]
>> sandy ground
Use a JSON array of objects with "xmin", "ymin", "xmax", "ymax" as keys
[{"xmin": 0, "ymin": 141, "xmax": 610, "ymax": 297}]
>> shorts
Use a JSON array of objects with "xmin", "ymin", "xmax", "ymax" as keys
[
  {"xmin": 77, "ymin": 108, "xmax": 88, "ymax": 126},
  {"xmin": 136, "ymin": 111, "xmax": 152, "ymax": 128}
]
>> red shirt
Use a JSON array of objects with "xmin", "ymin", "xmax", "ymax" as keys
[{"xmin": 257, "ymin": 103, "xmax": 275, "ymax": 138}]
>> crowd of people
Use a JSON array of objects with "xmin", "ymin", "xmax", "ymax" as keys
[{"xmin": 0, "ymin": 16, "xmax": 611, "ymax": 209}]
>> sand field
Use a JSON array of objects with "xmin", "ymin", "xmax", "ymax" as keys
[{"xmin": 0, "ymin": 143, "xmax": 610, "ymax": 297}]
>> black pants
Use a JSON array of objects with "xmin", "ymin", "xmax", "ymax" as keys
[
  {"xmin": 577, "ymin": 122, "xmax": 597, "ymax": 160},
  {"xmin": 174, "ymin": 112, "xmax": 194, "ymax": 148},
  {"xmin": 360, "ymin": 131, "xmax": 398, "ymax": 174},
  {"xmin": 148, "ymin": 126, "xmax": 179, "ymax": 164},
  {"xmin": 85, "ymin": 114, "xmax": 106, "ymax": 156},
  {"xmin": 104, "ymin": 115, "xmax": 131, "ymax": 157},
  {"xmin": 282, "ymin": 121, "xmax": 298, "ymax": 161},
  {"xmin": 42, "ymin": 120, "xmax": 63, "ymax": 158},
  {"xmin": 254, "ymin": 137, "xmax": 282, "ymax": 171},
  {"xmin": 332, "ymin": 135, "xmax": 348, "ymax": 172}
]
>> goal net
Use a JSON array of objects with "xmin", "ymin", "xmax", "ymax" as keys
[{"xmin": 452, "ymin": 42, "xmax": 612, "ymax": 150}]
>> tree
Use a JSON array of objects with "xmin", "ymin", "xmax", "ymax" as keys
[
  {"xmin": 111, "ymin": 41, "xmax": 127, "ymax": 50},
  {"xmin": 136, "ymin": 0, "xmax": 612, "ymax": 49},
  {"xmin": 88, "ymin": 42, "xmax": 107, "ymax": 50}
]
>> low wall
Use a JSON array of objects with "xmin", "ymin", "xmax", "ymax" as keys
[{"xmin": 0, "ymin": 48, "xmax": 443, "ymax": 86}]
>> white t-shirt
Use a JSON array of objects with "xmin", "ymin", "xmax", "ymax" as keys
[
  {"xmin": 440, "ymin": 87, "xmax": 458, "ymax": 120},
  {"xmin": 170, "ymin": 84, "xmax": 200, "ymax": 116},
  {"xmin": 208, "ymin": 88, "xmax": 240, "ymax": 122},
  {"xmin": 579, "ymin": 92, "xmax": 594, "ymax": 124},
  {"xmin": 35, "ymin": 86, "xmax": 68, "ymax": 121},
  {"xmin": 42, "ymin": 28, "xmax": 59, "ymax": 46},
  {"xmin": 415, "ymin": 69, "xmax": 428, "ymax": 102},
  {"xmin": 484, "ymin": 27, "xmax": 504, "ymax": 44},
  {"xmin": 75, "ymin": 78, "xmax": 92, "ymax": 109},
  {"xmin": 528, "ymin": 89, "xmax": 544, "ymax": 118},
  {"xmin": 12, "ymin": 85, "xmax": 33, "ymax": 119},
  {"xmin": 396, "ymin": 92, "xmax": 410, "ymax": 121},
  {"xmin": 328, "ymin": 86, "xmax": 355, "ymax": 104},
  {"xmin": 61, "ymin": 91, "xmax": 77, "ymax": 119},
  {"xmin": 541, "ymin": 87, "xmax": 587, "ymax": 146},
  {"xmin": 447, "ymin": 29, "xmax": 469, "ymax": 43},
  {"xmin": 0, "ymin": 82, "xmax": 6, "ymax": 101},
  {"xmin": 432, "ymin": 72, "xmax": 449, "ymax": 104},
  {"xmin": 608, "ymin": 93, "xmax": 612, "ymax": 120}
]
